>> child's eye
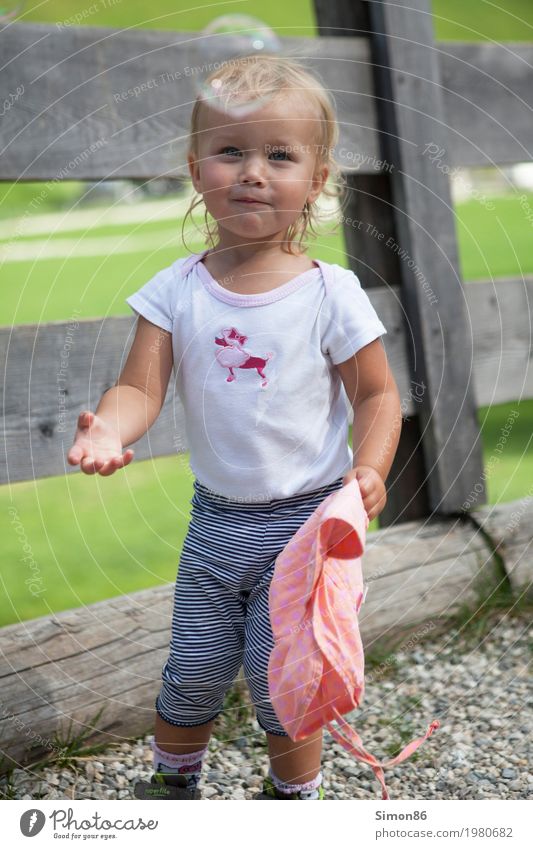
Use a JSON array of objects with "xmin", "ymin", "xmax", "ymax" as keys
[
  {"xmin": 219, "ymin": 146, "xmax": 241, "ymax": 157},
  {"xmin": 269, "ymin": 149, "xmax": 291, "ymax": 161},
  {"xmin": 217, "ymin": 146, "xmax": 292, "ymax": 161}
]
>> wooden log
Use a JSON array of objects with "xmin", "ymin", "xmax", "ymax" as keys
[
  {"xmin": 2, "ymin": 276, "xmax": 532, "ymax": 484},
  {"xmin": 1, "ymin": 24, "xmax": 532, "ymax": 180},
  {"xmin": 471, "ymin": 499, "xmax": 533, "ymax": 594},
  {"xmin": 2, "ymin": 496, "xmax": 528, "ymax": 772},
  {"xmin": 0, "ymin": 584, "xmax": 173, "ymax": 769}
]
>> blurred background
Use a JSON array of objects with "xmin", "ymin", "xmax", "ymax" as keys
[{"xmin": 2, "ymin": 1, "xmax": 533, "ymax": 627}]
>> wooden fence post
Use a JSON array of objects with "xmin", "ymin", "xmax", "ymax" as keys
[{"xmin": 313, "ymin": 0, "xmax": 486, "ymax": 521}]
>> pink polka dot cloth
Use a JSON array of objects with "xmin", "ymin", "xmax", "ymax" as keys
[{"xmin": 268, "ymin": 477, "xmax": 439, "ymax": 800}]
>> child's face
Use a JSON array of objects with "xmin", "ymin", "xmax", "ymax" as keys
[{"xmin": 187, "ymin": 94, "xmax": 328, "ymax": 248}]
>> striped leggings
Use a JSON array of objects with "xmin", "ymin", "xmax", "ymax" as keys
[{"xmin": 156, "ymin": 475, "xmax": 345, "ymax": 736}]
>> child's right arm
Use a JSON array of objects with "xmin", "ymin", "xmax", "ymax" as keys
[{"xmin": 67, "ymin": 316, "xmax": 173, "ymax": 476}]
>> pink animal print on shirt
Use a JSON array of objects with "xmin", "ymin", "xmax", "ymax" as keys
[{"xmin": 214, "ymin": 327, "xmax": 275, "ymax": 388}]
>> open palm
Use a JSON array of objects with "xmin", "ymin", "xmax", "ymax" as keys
[{"xmin": 67, "ymin": 410, "xmax": 134, "ymax": 476}]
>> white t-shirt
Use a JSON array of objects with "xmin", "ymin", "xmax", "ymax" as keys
[{"xmin": 125, "ymin": 249, "xmax": 387, "ymax": 501}]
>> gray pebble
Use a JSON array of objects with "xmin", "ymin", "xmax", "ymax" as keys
[
  {"xmin": 331, "ymin": 781, "xmax": 346, "ymax": 792},
  {"xmin": 340, "ymin": 766, "xmax": 361, "ymax": 779},
  {"xmin": 501, "ymin": 768, "xmax": 517, "ymax": 779},
  {"xmin": 202, "ymin": 786, "xmax": 218, "ymax": 798}
]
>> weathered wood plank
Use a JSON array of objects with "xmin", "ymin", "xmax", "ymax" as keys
[
  {"xmin": 1, "ymin": 24, "xmax": 532, "ymax": 181},
  {"xmin": 2, "ymin": 499, "xmax": 521, "ymax": 771},
  {"xmin": 1, "ymin": 276, "xmax": 532, "ymax": 485},
  {"xmin": 0, "ymin": 25, "xmax": 379, "ymax": 180},
  {"xmin": 466, "ymin": 277, "xmax": 533, "ymax": 407},
  {"xmin": 366, "ymin": 0, "xmax": 486, "ymax": 514},
  {"xmin": 439, "ymin": 42, "xmax": 533, "ymax": 168},
  {"xmin": 0, "ymin": 314, "xmax": 188, "ymax": 484}
]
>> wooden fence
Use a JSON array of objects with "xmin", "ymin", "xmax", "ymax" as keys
[{"xmin": 1, "ymin": 0, "xmax": 532, "ymax": 771}]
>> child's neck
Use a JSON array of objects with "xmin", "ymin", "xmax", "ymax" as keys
[
  {"xmin": 212, "ymin": 240, "xmax": 296, "ymax": 259},
  {"xmin": 206, "ymin": 241, "xmax": 308, "ymax": 273},
  {"xmin": 202, "ymin": 242, "xmax": 316, "ymax": 296}
]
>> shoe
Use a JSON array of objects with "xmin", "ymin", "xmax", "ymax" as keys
[
  {"xmin": 133, "ymin": 771, "xmax": 202, "ymax": 800},
  {"xmin": 254, "ymin": 774, "xmax": 325, "ymax": 800}
]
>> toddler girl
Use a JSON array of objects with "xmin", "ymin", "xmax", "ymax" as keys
[{"xmin": 67, "ymin": 54, "xmax": 401, "ymax": 800}]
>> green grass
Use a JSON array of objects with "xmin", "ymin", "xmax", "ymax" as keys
[
  {"xmin": 0, "ymin": 208, "xmax": 347, "ymax": 325},
  {"xmin": 431, "ymin": 0, "xmax": 533, "ymax": 41},
  {"xmin": 17, "ymin": 1, "xmax": 533, "ymax": 41},
  {"xmin": 19, "ymin": 0, "xmax": 318, "ymax": 36},
  {"xmin": 457, "ymin": 195, "xmax": 533, "ymax": 280},
  {"xmin": 476, "ymin": 399, "xmax": 533, "ymax": 505},
  {"xmin": 0, "ymin": 181, "xmax": 84, "ymax": 219},
  {"xmin": 2, "ymin": 247, "xmax": 195, "ymax": 327},
  {"xmin": 2, "ymin": 193, "xmax": 533, "ymax": 326},
  {"xmin": 1, "ymin": 454, "xmax": 195, "ymax": 624}
]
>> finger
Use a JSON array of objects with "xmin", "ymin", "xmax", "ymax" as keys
[
  {"xmin": 113, "ymin": 451, "xmax": 131, "ymax": 469},
  {"xmin": 79, "ymin": 410, "xmax": 94, "ymax": 430},
  {"xmin": 101, "ymin": 451, "xmax": 132, "ymax": 474},
  {"xmin": 80, "ymin": 456, "xmax": 97, "ymax": 475},
  {"xmin": 358, "ymin": 477, "xmax": 373, "ymax": 495},
  {"xmin": 362, "ymin": 493, "xmax": 377, "ymax": 515},
  {"xmin": 98, "ymin": 457, "xmax": 120, "ymax": 477},
  {"xmin": 365, "ymin": 494, "xmax": 384, "ymax": 521},
  {"xmin": 67, "ymin": 446, "xmax": 82, "ymax": 465}
]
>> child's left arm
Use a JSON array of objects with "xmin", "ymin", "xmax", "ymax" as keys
[{"xmin": 336, "ymin": 338, "xmax": 402, "ymax": 521}]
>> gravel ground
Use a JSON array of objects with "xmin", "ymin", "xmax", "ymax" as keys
[{"xmin": 2, "ymin": 612, "xmax": 531, "ymax": 801}]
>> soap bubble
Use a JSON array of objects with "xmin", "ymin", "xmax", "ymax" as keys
[
  {"xmin": 0, "ymin": 2, "xmax": 25, "ymax": 24},
  {"xmin": 190, "ymin": 15, "xmax": 282, "ymax": 118}
]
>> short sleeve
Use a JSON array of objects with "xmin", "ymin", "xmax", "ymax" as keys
[
  {"xmin": 320, "ymin": 267, "xmax": 387, "ymax": 365},
  {"xmin": 125, "ymin": 263, "xmax": 180, "ymax": 333}
]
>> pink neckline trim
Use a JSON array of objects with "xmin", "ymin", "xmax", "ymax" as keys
[{"xmin": 192, "ymin": 249, "xmax": 322, "ymax": 307}]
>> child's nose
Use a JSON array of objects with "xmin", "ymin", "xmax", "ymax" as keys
[{"xmin": 238, "ymin": 154, "xmax": 267, "ymax": 184}]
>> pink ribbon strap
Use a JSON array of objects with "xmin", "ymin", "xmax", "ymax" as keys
[{"xmin": 326, "ymin": 710, "xmax": 440, "ymax": 800}]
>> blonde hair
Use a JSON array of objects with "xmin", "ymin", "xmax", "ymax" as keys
[{"xmin": 181, "ymin": 53, "xmax": 347, "ymax": 256}]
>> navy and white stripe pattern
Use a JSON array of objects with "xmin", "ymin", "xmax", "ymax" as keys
[{"xmin": 156, "ymin": 475, "xmax": 345, "ymax": 735}]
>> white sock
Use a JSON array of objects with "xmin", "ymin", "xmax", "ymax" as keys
[
  {"xmin": 269, "ymin": 766, "xmax": 323, "ymax": 799},
  {"xmin": 150, "ymin": 738, "xmax": 207, "ymax": 790}
]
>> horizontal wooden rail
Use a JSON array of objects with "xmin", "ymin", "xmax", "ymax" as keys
[
  {"xmin": 0, "ymin": 496, "xmax": 530, "ymax": 772},
  {"xmin": 1, "ymin": 25, "xmax": 532, "ymax": 181},
  {"xmin": 1, "ymin": 275, "xmax": 532, "ymax": 485}
]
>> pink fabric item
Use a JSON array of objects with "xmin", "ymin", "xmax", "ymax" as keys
[{"xmin": 268, "ymin": 478, "xmax": 439, "ymax": 800}]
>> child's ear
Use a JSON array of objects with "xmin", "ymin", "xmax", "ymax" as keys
[
  {"xmin": 307, "ymin": 163, "xmax": 329, "ymax": 205},
  {"xmin": 187, "ymin": 152, "xmax": 200, "ymax": 193}
]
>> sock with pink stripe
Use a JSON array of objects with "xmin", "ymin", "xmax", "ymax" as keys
[
  {"xmin": 268, "ymin": 766, "xmax": 323, "ymax": 799},
  {"xmin": 150, "ymin": 738, "xmax": 208, "ymax": 791}
]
